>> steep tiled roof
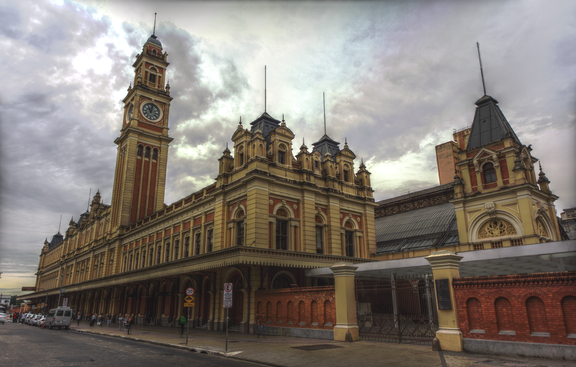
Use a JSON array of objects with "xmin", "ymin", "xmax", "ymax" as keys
[{"xmin": 466, "ymin": 95, "xmax": 521, "ymax": 150}]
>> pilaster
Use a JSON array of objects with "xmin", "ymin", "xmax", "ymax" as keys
[
  {"xmin": 331, "ymin": 263, "xmax": 359, "ymax": 341},
  {"xmin": 425, "ymin": 251, "xmax": 463, "ymax": 352}
]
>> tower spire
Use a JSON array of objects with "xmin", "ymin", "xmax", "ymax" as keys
[
  {"xmin": 323, "ymin": 92, "xmax": 327, "ymax": 136},
  {"xmin": 477, "ymin": 42, "xmax": 487, "ymax": 96},
  {"xmin": 153, "ymin": 13, "xmax": 157, "ymax": 36}
]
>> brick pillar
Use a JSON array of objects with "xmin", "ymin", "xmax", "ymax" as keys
[
  {"xmin": 331, "ymin": 263, "xmax": 359, "ymax": 341},
  {"xmin": 425, "ymin": 251, "xmax": 463, "ymax": 352}
]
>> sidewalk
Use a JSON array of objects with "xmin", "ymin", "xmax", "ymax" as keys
[{"xmin": 70, "ymin": 322, "xmax": 572, "ymax": 367}]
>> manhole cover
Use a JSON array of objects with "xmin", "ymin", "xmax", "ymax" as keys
[
  {"xmin": 291, "ymin": 344, "xmax": 343, "ymax": 351},
  {"xmin": 56, "ymin": 357, "xmax": 94, "ymax": 362}
]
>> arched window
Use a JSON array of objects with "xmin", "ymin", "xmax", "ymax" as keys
[
  {"xmin": 344, "ymin": 221, "xmax": 355, "ymax": 257},
  {"xmin": 194, "ymin": 232, "xmax": 201, "ymax": 255},
  {"xmin": 483, "ymin": 162, "xmax": 496, "ymax": 183},
  {"xmin": 145, "ymin": 146, "xmax": 151, "ymax": 159},
  {"xmin": 236, "ymin": 210, "xmax": 245, "ymax": 246},
  {"xmin": 206, "ymin": 228, "xmax": 213, "ymax": 252},
  {"xmin": 152, "ymin": 149, "xmax": 158, "ymax": 160},
  {"xmin": 174, "ymin": 239, "xmax": 179, "ymax": 260},
  {"xmin": 152, "ymin": 49, "xmax": 157, "ymax": 56},
  {"xmin": 315, "ymin": 216, "xmax": 324, "ymax": 254},
  {"xmin": 156, "ymin": 246, "xmax": 161, "ymax": 265},
  {"xmin": 183, "ymin": 236, "xmax": 190, "ymax": 257},
  {"xmin": 276, "ymin": 209, "xmax": 288, "ymax": 250},
  {"xmin": 343, "ymin": 164, "xmax": 350, "ymax": 182},
  {"xmin": 137, "ymin": 145, "xmax": 143, "ymax": 157},
  {"xmin": 278, "ymin": 144, "xmax": 286, "ymax": 164},
  {"xmin": 141, "ymin": 250, "xmax": 146, "ymax": 268},
  {"xmin": 165, "ymin": 243, "xmax": 170, "ymax": 262},
  {"xmin": 238, "ymin": 146, "xmax": 244, "ymax": 166},
  {"xmin": 272, "ymin": 273, "xmax": 293, "ymax": 289}
]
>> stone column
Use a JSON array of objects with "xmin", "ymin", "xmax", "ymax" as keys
[
  {"xmin": 331, "ymin": 263, "xmax": 359, "ymax": 341},
  {"xmin": 425, "ymin": 251, "xmax": 463, "ymax": 352}
]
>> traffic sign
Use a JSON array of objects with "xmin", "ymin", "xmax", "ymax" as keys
[
  {"xmin": 184, "ymin": 296, "xmax": 194, "ymax": 303},
  {"xmin": 184, "ymin": 302, "xmax": 195, "ymax": 307},
  {"xmin": 223, "ymin": 283, "xmax": 233, "ymax": 308},
  {"xmin": 186, "ymin": 287, "xmax": 195, "ymax": 296}
]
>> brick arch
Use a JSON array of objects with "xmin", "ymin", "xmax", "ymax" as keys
[
  {"xmin": 466, "ymin": 297, "xmax": 483, "ymax": 331},
  {"xmin": 526, "ymin": 296, "xmax": 549, "ymax": 334},
  {"xmin": 495, "ymin": 297, "xmax": 515, "ymax": 333},
  {"xmin": 311, "ymin": 301, "xmax": 318, "ymax": 324},
  {"xmin": 561, "ymin": 296, "xmax": 576, "ymax": 335},
  {"xmin": 287, "ymin": 301, "xmax": 294, "ymax": 323},
  {"xmin": 276, "ymin": 301, "xmax": 283, "ymax": 324},
  {"xmin": 298, "ymin": 301, "xmax": 305, "ymax": 324},
  {"xmin": 324, "ymin": 300, "xmax": 333, "ymax": 325},
  {"xmin": 266, "ymin": 301, "xmax": 272, "ymax": 322}
]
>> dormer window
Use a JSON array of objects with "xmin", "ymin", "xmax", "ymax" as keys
[
  {"xmin": 278, "ymin": 144, "xmax": 286, "ymax": 164},
  {"xmin": 343, "ymin": 170, "xmax": 349, "ymax": 182},
  {"xmin": 483, "ymin": 162, "xmax": 497, "ymax": 184},
  {"xmin": 149, "ymin": 73, "xmax": 156, "ymax": 83},
  {"xmin": 152, "ymin": 49, "xmax": 157, "ymax": 56},
  {"xmin": 315, "ymin": 160, "xmax": 319, "ymax": 169}
]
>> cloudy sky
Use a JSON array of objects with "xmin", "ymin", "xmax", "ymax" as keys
[{"xmin": 1, "ymin": 0, "xmax": 574, "ymax": 296}]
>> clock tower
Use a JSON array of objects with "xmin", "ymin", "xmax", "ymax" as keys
[{"xmin": 110, "ymin": 32, "xmax": 173, "ymax": 230}]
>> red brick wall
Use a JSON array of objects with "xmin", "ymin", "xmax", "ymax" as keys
[
  {"xmin": 255, "ymin": 286, "xmax": 335, "ymax": 329},
  {"xmin": 453, "ymin": 271, "xmax": 576, "ymax": 345}
]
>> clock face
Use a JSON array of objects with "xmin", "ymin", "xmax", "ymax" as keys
[{"xmin": 142, "ymin": 103, "xmax": 160, "ymax": 121}]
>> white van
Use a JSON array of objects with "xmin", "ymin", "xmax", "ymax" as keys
[{"xmin": 45, "ymin": 307, "xmax": 73, "ymax": 329}]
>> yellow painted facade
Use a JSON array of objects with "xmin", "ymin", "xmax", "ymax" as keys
[{"xmin": 28, "ymin": 32, "xmax": 377, "ymax": 333}]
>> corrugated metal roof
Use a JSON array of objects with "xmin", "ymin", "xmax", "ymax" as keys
[
  {"xmin": 375, "ymin": 202, "xmax": 456, "ymax": 243},
  {"xmin": 376, "ymin": 183, "xmax": 454, "ymax": 206}
]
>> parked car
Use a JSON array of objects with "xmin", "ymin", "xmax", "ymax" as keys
[
  {"xmin": 25, "ymin": 314, "xmax": 35, "ymax": 325},
  {"xmin": 32, "ymin": 314, "xmax": 43, "ymax": 326},
  {"xmin": 38, "ymin": 316, "xmax": 46, "ymax": 328},
  {"xmin": 0, "ymin": 313, "xmax": 6, "ymax": 324}
]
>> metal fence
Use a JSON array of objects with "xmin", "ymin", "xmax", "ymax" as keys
[{"xmin": 356, "ymin": 274, "xmax": 438, "ymax": 344}]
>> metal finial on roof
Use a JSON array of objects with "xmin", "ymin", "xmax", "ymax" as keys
[
  {"xmin": 239, "ymin": 116, "xmax": 242, "ymax": 125},
  {"xmin": 264, "ymin": 65, "xmax": 267, "ymax": 113},
  {"xmin": 477, "ymin": 42, "xmax": 487, "ymax": 96},
  {"xmin": 58, "ymin": 214, "xmax": 62, "ymax": 234},
  {"xmin": 86, "ymin": 188, "xmax": 91, "ymax": 212},
  {"xmin": 282, "ymin": 113, "xmax": 284, "ymax": 122},
  {"xmin": 153, "ymin": 13, "xmax": 157, "ymax": 36},
  {"xmin": 323, "ymin": 92, "xmax": 326, "ymax": 136}
]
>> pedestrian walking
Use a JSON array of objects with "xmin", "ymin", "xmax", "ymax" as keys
[
  {"xmin": 256, "ymin": 313, "xmax": 265, "ymax": 338},
  {"xmin": 21, "ymin": 313, "xmax": 26, "ymax": 324},
  {"xmin": 77, "ymin": 312, "xmax": 82, "ymax": 326},
  {"xmin": 13, "ymin": 312, "xmax": 18, "ymax": 323},
  {"xmin": 126, "ymin": 316, "xmax": 133, "ymax": 335},
  {"xmin": 106, "ymin": 315, "xmax": 111, "ymax": 327},
  {"xmin": 118, "ymin": 315, "xmax": 124, "ymax": 330},
  {"xmin": 91, "ymin": 314, "xmax": 96, "ymax": 327},
  {"xmin": 179, "ymin": 315, "xmax": 186, "ymax": 336}
]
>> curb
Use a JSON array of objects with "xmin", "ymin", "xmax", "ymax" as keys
[{"xmin": 76, "ymin": 329, "xmax": 242, "ymax": 357}]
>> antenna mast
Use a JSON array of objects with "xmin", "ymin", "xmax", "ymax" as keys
[
  {"xmin": 323, "ymin": 92, "xmax": 327, "ymax": 135},
  {"xmin": 264, "ymin": 65, "xmax": 267, "ymax": 113},
  {"xmin": 477, "ymin": 42, "xmax": 487, "ymax": 96},
  {"xmin": 153, "ymin": 13, "xmax": 157, "ymax": 36}
]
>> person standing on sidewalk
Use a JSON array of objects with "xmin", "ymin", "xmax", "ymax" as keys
[
  {"xmin": 179, "ymin": 315, "xmax": 186, "ymax": 336},
  {"xmin": 256, "ymin": 313, "xmax": 265, "ymax": 338},
  {"xmin": 126, "ymin": 316, "xmax": 133, "ymax": 335},
  {"xmin": 77, "ymin": 312, "xmax": 82, "ymax": 326},
  {"xmin": 118, "ymin": 315, "xmax": 123, "ymax": 330},
  {"xmin": 106, "ymin": 315, "xmax": 111, "ymax": 327}
]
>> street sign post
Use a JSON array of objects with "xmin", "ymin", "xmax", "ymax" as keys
[
  {"xmin": 223, "ymin": 283, "xmax": 233, "ymax": 351},
  {"xmin": 184, "ymin": 288, "xmax": 194, "ymax": 345},
  {"xmin": 62, "ymin": 298, "xmax": 68, "ymax": 307}
]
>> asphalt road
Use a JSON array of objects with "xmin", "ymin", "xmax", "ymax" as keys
[{"xmin": 0, "ymin": 321, "xmax": 262, "ymax": 367}]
